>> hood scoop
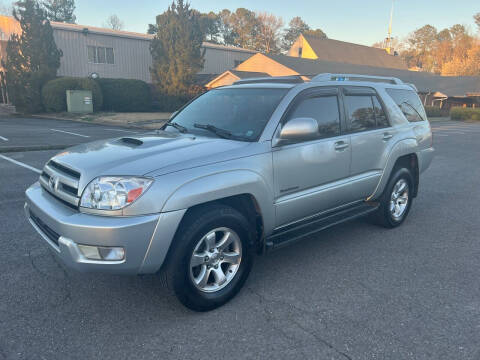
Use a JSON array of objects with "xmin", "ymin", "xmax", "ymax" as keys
[{"xmin": 118, "ymin": 137, "xmax": 144, "ymax": 146}]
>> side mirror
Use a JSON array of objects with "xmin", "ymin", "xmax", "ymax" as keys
[
  {"xmin": 275, "ymin": 117, "xmax": 318, "ymax": 146},
  {"xmin": 169, "ymin": 110, "xmax": 178, "ymax": 120}
]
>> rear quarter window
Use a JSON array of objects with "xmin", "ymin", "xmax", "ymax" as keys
[{"xmin": 386, "ymin": 88, "xmax": 427, "ymax": 122}]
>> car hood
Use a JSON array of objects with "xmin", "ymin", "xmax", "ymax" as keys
[{"xmin": 50, "ymin": 131, "xmax": 252, "ymax": 188}]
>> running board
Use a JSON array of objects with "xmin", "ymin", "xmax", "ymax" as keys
[{"xmin": 265, "ymin": 202, "xmax": 379, "ymax": 251}]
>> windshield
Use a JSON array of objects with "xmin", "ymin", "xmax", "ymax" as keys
[{"xmin": 167, "ymin": 88, "xmax": 288, "ymax": 141}]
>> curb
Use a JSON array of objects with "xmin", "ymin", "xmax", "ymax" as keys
[
  {"xmin": 30, "ymin": 114, "xmax": 167, "ymax": 130},
  {"xmin": 0, "ymin": 144, "xmax": 74, "ymax": 153}
]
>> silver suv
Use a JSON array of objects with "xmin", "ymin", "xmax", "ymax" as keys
[{"xmin": 25, "ymin": 74, "xmax": 434, "ymax": 311}]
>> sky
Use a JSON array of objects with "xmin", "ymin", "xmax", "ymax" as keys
[{"xmin": 71, "ymin": 0, "xmax": 479, "ymax": 46}]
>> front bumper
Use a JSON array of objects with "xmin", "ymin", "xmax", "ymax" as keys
[{"xmin": 25, "ymin": 182, "xmax": 185, "ymax": 275}]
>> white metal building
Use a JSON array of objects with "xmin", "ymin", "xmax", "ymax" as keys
[{"xmin": 0, "ymin": 16, "xmax": 257, "ymax": 83}]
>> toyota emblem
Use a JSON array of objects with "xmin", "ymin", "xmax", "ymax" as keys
[{"xmin": 49, "ymin": 176, "xmax": 58, "ymax": 191}]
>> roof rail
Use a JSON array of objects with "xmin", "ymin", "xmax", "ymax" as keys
[
  {"xmin": 406, "ymin": 83, "xmax": 418, "ymax": 91},
  {"xmin": 311, "ymin": 73, "xmax": 404, "ymax": 85},
  {"xmin": 233, "ymin": 75, "xmax": 304, "ymax": 85}
]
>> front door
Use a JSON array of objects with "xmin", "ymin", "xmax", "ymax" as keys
[{"xmin": 272, "ymin": 88, "xmax": 352, "ymax": 227}]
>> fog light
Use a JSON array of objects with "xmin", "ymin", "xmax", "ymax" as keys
[{"xmin": 78, "ymin": 245, "xmax": 125, "ymax": 261}]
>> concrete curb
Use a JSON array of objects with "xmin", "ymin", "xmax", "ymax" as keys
[
  {"xmin": 30, "ymin": 114, "xmax": 167, "ymax": 130},
  {"xmin": 0, "ymin": 144, "xmax": 74, "ymax": 153}
]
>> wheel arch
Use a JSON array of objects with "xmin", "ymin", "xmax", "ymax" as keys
[
  {"xmin": 393, "ymin": 153, "xmax": 419, "ymax": 197},
  {"xmin": 369, "ymin": 138, "xmax": 420, "ymax": 200},
  {"xmin": 161, "ymin": 170, "xmax": 274, "ymax": 254}
]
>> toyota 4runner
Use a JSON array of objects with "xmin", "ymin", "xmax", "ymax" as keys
[{"xmin": 25, "ymin": 74, "xmax": 434, "ymax": 311}]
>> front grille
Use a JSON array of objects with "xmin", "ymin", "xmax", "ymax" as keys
[
  {"xmin": 29, "ymin": 210, "xmax": 60, "ymax": 246},
  {"xmin": 39, "ymin": 160, "xmax": 81, "ymax": 208},
  {"xmin": 47, "ymin": 161, "xmax": 81, "ymax": 179}
]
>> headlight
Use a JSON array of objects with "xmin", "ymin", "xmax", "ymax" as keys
[{"xmin": 80, "ymin": 176, "xmax": 153, "ymax": 210}]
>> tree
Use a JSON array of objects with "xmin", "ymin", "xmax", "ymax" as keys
[
  {"xmin": 3, "ymin": 0, "xmax": 62, "ymax": 113},
  {"xmin": 224, "ymin": 8, "xmax": 260, "ymax": 50},
  {"xmin": 256, "ymin": 12, "xmax": 283, "ymax": 53},
  {"xmin": 198, "ymin": 11, "xmax": 220, "ymax": 43},
  {"xmin": 217, "ymin": 9, "xmax": 236, "ymax": 46},
  {"xmin": 475, "ymin": 12, "xmax": 480, "ymax": 32},
  {"xmin": 304, "ymin": 28, "xmax": 327, "ymax": 39},
  {"xmin": 282, "ymin": 17, "xmax": 310, "ymax": 52},
  {"xmin": 150, "ymin": 0, "xmax": 204, "ymax": 98},
  {"xmin": 104, "ymin": 14, "xmax": 124, "ymax": 31},
  {"xmin": 442, "ymin": 44, "xmax": 480, "ymax": 76},
  {"xmin": 42, "ymin": 0, "xmax": 75, "ymax": 23},
  {"xmin": 406, "ymin": 25, "xmax": 438, "ymax": 71}
]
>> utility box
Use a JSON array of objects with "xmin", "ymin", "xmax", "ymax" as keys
[{"xmin": 66, "ymin": 90, "xmax": 93, "ymax": 113}]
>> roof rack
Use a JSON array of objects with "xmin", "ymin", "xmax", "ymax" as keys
[
  {"xmin": 311, "ymin": 73, "xmax": 404, "ymax": 85},
  {"xmin": 233, "ymin": 75, "xmax": 304, "ymax": 85}
]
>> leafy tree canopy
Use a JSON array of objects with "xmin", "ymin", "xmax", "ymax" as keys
[
  {"xmin": 150, "ymin": 0, "xmax": 204, "ymax": 97},
  {"xmin": 42, "ymin": 0, "xmax": 76, "ymax": 23}
]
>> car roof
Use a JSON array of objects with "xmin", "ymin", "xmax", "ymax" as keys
[{"xmin": 220, "ymin": 74, "xmax": 417, "ymax": 92}]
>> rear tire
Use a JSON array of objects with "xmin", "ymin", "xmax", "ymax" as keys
[
  {"xmin": 163, "ymin": 204, "xmax": 254, "ymax": 311},
  {"xmin": 371, "ymin": 167, "xmax": 414, "ymax": 228}
]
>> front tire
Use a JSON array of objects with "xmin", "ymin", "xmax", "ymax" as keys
[
  {"xmin": 372, "ymin": 167, "xmax": 414, "ymax": 228},
  {"xmin": 164, "ymin": 204, "xmax": 254, "ymax": 311}
]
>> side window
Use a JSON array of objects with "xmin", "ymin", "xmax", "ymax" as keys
[
  {"xmin": 345, "ymin": 95, "xmax": 376, "ymax": 132},
  {"xmin": 287, "ymin": 95, "xmax": 340, "ymax": 139},
  {"xmin": 386, "ymin": 88, "xmax": 426, "ymax": 122},
  {"xmin": 372, "ymin": 97, "xmax": 389, "ymax": 127},
  {"xmin": 106, "ymin": 48, "xmax": 115, "ymax": 64},
  {"xmin": 87, "ymin": 46, "xmax": 96, "ymax": 63}
]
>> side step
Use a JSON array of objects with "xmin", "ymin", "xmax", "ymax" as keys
[{"xmin": 265, "ymin": 202, "xmax": 379, "ymax": 251}]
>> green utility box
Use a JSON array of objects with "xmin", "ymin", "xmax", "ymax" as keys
[{"xmin": 66, "ymin": 90, "xmax": 93, "ymax": 113}]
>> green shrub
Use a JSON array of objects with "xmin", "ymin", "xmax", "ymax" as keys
[
  {"xmin": 96, "ymin": 78, "xmax": 152, "ymax": 112},
  {"xmin": 425, "ymin": 106, "xmax": 447, "ymax": 118},
  {"xmin": 42, "ymin": 77, "xmax": 103, "ymax": 112},
  {"xmin": 450, "ymin": 107, "xmax": 480, "ymax": 121}
]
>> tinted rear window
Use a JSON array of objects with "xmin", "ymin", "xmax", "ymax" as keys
[{"xmin": 386, "ymin": 88, "xmax": 426, "ymax": 122}]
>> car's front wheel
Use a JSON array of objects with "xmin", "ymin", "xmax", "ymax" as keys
[{"xmin": 164, "ymin": 204, "xmax": 254, "ymax": 311}]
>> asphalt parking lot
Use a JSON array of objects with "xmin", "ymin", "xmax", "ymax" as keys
[{"xmin": 1, "ymin": 117, "xmax": 479, "ymax": 360}]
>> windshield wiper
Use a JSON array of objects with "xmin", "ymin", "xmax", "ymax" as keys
[
  {"xmin": 165, "ymin": 122, "xmax": 188, "ymax": 133},
  {"xmin": 194, "ymin": 123, "xmax": 250, "ymax": 141}
]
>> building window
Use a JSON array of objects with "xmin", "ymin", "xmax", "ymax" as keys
[
  {"xmin": 298, "ymin": 47, "xmax": 303, "ymax": 57},
  {"xmin": 87, "ymin": 46, "xmax": 115, "ymax": 64}
]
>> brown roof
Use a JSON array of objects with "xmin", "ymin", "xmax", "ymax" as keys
[
  {"xmin": 302, "ymin": 34, "xmax": 408, "ymax": 70},
  {"xmin": 262, "ymin": 54, "xmax": 480, "ymax": 97}
]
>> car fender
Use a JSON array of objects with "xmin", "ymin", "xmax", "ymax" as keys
[
  {"xmin": 368, "ymin": 137, "xmax": 418, "ymax": 200},
  {"xmin": 161, "ymin": 169, "xmax": 275, "ymax": 234}
]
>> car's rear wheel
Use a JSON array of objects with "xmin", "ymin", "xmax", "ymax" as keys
[
  {"xmin": 163, "ymin": 204, "xmax": 254, "ymax": 311},
  {"xmin": 372, "ymin": 167, "xmax": 414, "ymax": 228}
]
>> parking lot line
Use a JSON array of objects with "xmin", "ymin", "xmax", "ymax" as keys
[
  {"xmin": 0, "ymin": 154, "xmax": 42, "ymax": 174},
  {"xmin": 50, "ymin": 129, "xmax": 90, "ymax": 138},
  {"xmin": 0, "ymin": 135, "xmax": 8, "ymax": 141}
]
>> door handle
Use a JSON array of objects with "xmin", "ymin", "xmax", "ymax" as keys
[
  {"xmin": 334, "ymin": 141, "xmax": 349, "ymax": 151},
  {"xmin": 383, "ymin": 133, "xmax": 393, "ymax": 141}
]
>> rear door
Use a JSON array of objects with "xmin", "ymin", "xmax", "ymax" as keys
[
  {"xmin": 272, "ymin": 87, "xmax": 352, "ymax": 227},
  {"xmin": 342, "ymin": 86, "xmax": 396, "ymax": 199}
]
